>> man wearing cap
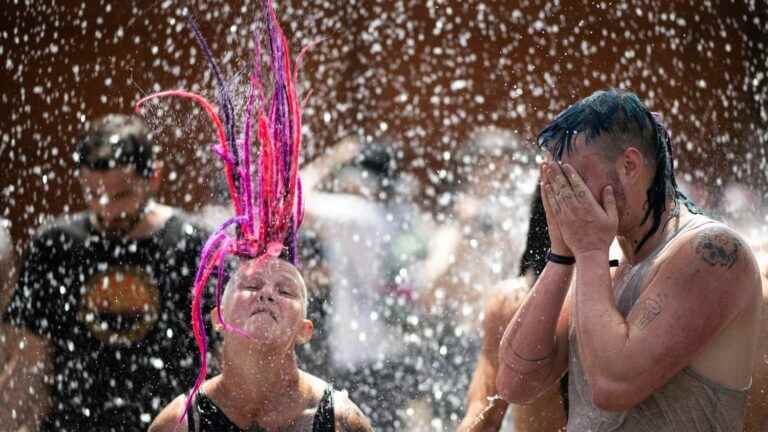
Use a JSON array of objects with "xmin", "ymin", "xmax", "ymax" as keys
[{"xmin": 1, "ymin": 114, "xmax": 210, "ymax": 431}]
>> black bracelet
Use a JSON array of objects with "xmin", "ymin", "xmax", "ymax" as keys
[
  {"xmin": 546, "ymin": 250, "xmax": 621, "ymax": 267},
  {"xmin": 546, "ymin": 250, "xmax": 576, "ymax": 265}
]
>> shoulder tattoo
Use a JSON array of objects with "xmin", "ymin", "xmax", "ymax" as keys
[{"xmin": 693, "ymin": 227, "xmax": 741, "ymax": 269}]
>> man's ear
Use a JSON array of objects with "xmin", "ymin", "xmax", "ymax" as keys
[
  {"xmin": 296, "ymin": 319, "xmax": 314, "ymax": 345},
  {"xmin": 211, "ymin": 307, "xmax": 224, "ymax": 332},
  {"xmin": 620, "ymin": 147, "xmax": 645, "ymax": 183}
]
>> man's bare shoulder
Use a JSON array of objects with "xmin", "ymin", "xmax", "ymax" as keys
[
  {"xmin": 485, "ymin": 277, "xmax": 530, "ymax": 327},
  {"xmin": 688, "ymin": 223, "xmax": 754, "ymax": 268},
  {"xmin": 667, "ymin": 221, "xmax": 759, "ymax": 285},
  {"xmin": 148, "ymin": 394, "xmax": 188, "ymax": 432},
  {"xmin": 648, "ymin": 221, "xmax": 761, "ymax": 320},
  {"xmin": 333, "ymin": 391, "xmax": 373, "ymax": 432}
]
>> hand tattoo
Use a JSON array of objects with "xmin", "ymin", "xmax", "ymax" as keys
[{"xmin": 693, "ymin": 227, "xmax": 741, "ymax": 269}]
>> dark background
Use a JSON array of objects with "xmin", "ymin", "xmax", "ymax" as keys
[{"xmin": 2, "ymin": 0, "xmax": 766, "ymax": 249}]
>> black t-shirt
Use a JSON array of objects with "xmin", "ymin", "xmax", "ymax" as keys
[{"xmin": 3, "ymin": 211, "xmax": 210, "ymax": 431}]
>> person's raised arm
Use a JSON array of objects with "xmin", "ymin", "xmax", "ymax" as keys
[
  {"xmin": 458, "ymin": 287, "xmax": 519, "ymax": 431},
  {"xmin": 300, "ymin": 136, "xmax": 360, "ymax": 193},
  {"xmin": 496, "ymin": 165, "xmax": 574, "ymax": 404},
  {"xmin": 553, "ymin": 163, "xmax": 761, "ymax": 411}
]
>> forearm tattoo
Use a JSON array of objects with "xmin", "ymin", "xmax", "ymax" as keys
[
  {"xmin": 634, "ymin": 292, "xmax": 667, "ymax": 330},
  {"xmin": 693, "ymin": 227, "xmax": 741, "ymax": 269}
]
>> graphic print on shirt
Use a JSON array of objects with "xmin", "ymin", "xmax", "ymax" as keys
[{"xmin": 79, "ymin": 265, "xmax": 160, "ymax": 345}]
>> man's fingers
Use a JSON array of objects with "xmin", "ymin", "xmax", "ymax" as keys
[
  {"xmin": 561, "ymin": 164, "xmax": 588, "ymax": 196},
  {"xmin": 540, "ymin": 181, "xmax": 553, "ymax": 215},
  {"xmin": 542, "ymin": 183, "xmax": 562, "ymax": 216},
  {"xmin": 602, "ymin": 185, "xmax": 618, "ymax": 221},
  {"xmin": 550, "ymin": 163, "xmax": 572, "ymax": 193},
  {"xmin": 561, "ymin": 163, "xmax": 599, "ymax": 210}
]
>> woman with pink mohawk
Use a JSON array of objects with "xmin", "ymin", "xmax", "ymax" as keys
[{"xmin": 142, "ymin": 1, "xmax": 371, "ymax": 431}]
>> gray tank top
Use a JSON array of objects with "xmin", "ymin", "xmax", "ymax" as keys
[{"xmin": 567, "ymin": 215, "xmax": 748, "ymax": 432}]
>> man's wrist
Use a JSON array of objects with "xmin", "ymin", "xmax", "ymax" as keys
[
  {"xmin": 549, "ymin": 243, "xmax": 572, "ymax": 257},
  {"xmin": 547, "ymin": 250, "xmax": 576, "ymax": 265},
  {"xmin": 575, "ymin": 249, "xmax": 610, "ymax": 264}
]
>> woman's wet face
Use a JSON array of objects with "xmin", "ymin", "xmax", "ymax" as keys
[{"xmin": 222, "ymin": 258, "xmax": 307, "ymax": 341}]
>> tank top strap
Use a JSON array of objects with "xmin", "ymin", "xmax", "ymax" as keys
[
  {"xmin": 647, "ymin": 213, "xmax": 712, "ymax": 261},
  {"xmin": 189, "ymin": 390, "xmax": 250, "ymax": 432},
  {"xmin": 615, "ymin": 214, "xmax": 718, "ymax": 315},
  {"xmin": 188, "ymin": 390, "xmax": 201, "ymax": 432},
  {"xmin": 312, "ymin": 383, "xmax": 336, "ymax": 432}
]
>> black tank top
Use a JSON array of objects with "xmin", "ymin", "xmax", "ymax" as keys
[{"xmin": 188, "ymin": 384, "xmax": 336, "ymax": 432}]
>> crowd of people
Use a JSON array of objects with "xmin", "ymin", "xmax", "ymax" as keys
[{"xmin": 1, "ymin": 46, "xmax": 767, "ymax": 432}]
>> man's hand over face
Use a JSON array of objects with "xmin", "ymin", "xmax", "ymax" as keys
[
  {"xmin": 542, "ymin": 162, "xmax": 618, "ymax": 256},
  {"xmin": 539, "ymin": 162, "xmax": 571, "ymax": 256}
]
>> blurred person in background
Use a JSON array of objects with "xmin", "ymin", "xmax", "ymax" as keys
[
  {"xmin": 414, "ymin": 129, "xmax": 537, "ymax": 429},
  {"xmin": 422, "ymin": 129, "xmax": 537, "ymax": 326},
  {"xmin": 303, "ymin": 140, "xmax": 432, "ymax": 431},
  {"xmin": 459, "ymin": 187, "xmax": 568, "ymax": 432},
  {"xmin": 1, "ymin": 114, "xmax": 210, "ymax": 431}
]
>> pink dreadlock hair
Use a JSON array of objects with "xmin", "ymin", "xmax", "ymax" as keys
[{"xmin": 134, "ymin": 0, "xmax": 316, "ymax": 425}]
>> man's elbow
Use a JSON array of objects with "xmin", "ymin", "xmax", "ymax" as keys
[{"xmin": 590, "ymin": 378, "xmax": 642, "ymax": 412}]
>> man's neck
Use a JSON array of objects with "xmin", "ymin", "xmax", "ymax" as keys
[
  {"xmin": 90, "ymin": 201, "xmax": 173, "ymax": 239},
  {"xmin": 617, "ymin": 198, "xmax": 681, "ymax": 264}
]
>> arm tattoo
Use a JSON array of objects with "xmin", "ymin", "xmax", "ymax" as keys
[
  {"xmin": 634, "ymin": 293, "xmax": 666, "ymax": 330},
  {"xmin": 693, "ymin": 227, "xmax": 741, "ymax": 269}
]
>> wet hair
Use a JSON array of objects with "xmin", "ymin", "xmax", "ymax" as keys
[
  {"xmin": 519, "ymin": 184, "xmax": 550, "ymax": 278},
  {"xmin": 537, "ymin": 89, "xmax": 698, "ymax": 252},
  {"xmin": 75, "ymin": 114, "xmax": 154, "ymax": 178}
]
